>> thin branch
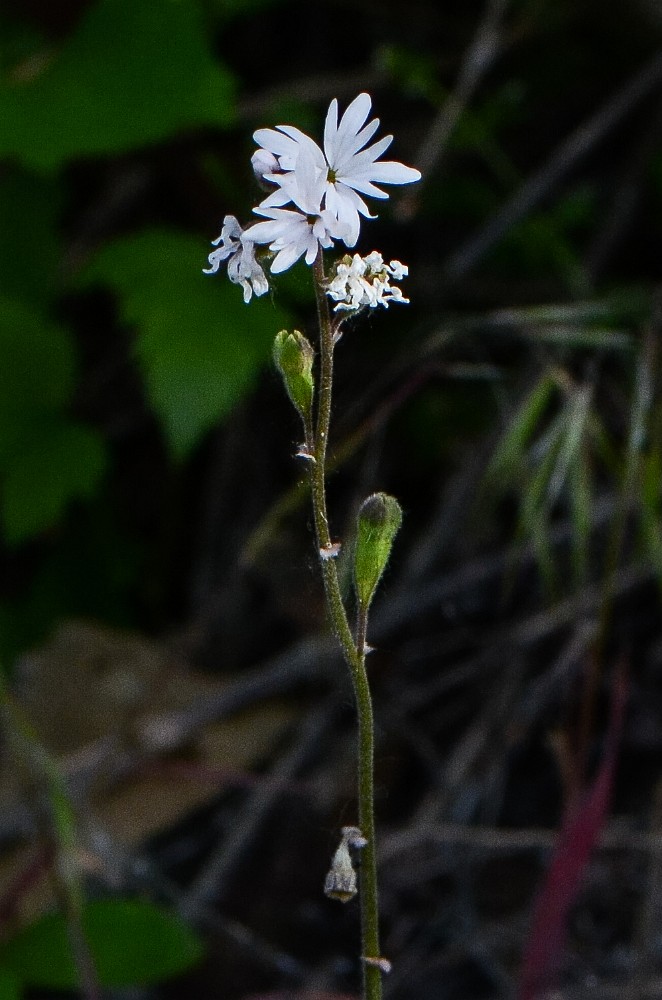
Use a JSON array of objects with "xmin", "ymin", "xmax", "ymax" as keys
[{"xmin": 443, "ymin": 52, "xmax": 662, "ymax": 284}]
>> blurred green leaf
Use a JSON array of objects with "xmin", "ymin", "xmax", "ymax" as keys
[
  {"xmin": 377, "ymin": 44, "xmax": 444, "ymax": 102},
  {"xmin": 0, "ymin": 968, "xmax": 22, "ymax": 1000},
  {"xmin": 0, "ymin": 899, "xmax": 203, "ymax": 988},
  {"xmin": 0, "ymin": 0, "xmax": 236, "ymax": 171},
  {"xmin": 0, "ymin": 298, "xmax": 75, "ymax": 429},
  {"xmin": 486, "ymin": 373, "xmax": 556, "ymax": 485},
  {"xmin": 0, "ymin": 501, "xmax": 142, "ymax": 666},
  {"xmin": 0, "ymin": 169, "xmax": 61, "ymax": 306},
  {"xmin": 0, "ymin": 297, "xmax": 108, "ymax": 544},
  {"xmin": 569, "ymin": 439, "xmax": 592, "ymax": 583},
  {"xmin": 2, "ymin": 420, "xmax": 107, "ymax": 545},
  {"xmin": 80, "ymin": 230, "xmax": 292, "ymax": 459}
]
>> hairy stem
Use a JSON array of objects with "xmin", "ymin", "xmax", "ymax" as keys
[
  {"xmin": 310, "ymin": 251, "xmax": 358, "ymax": 667},
  {"xmin": 355, "ymin": 605, "xmax": 381, "ymax": 1000},
  {"xmin": 310, "ymin": 250, "xmax": 382, "ymax": 1000}
]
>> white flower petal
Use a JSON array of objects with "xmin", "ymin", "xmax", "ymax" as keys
[
  {"xmin": 362, "ymin": 161, "xmax": 422, "ymax": 185},
  {"xmin": 258, "ymin": 186, "xmax": 295, "ymax": 209},
  {"xmin": 335, "ymin": 92, "xmax": 372, "ymax": 154},
  {"xmin": 252, "ymin": 92, "xmax": 421, "ymax": 249},
  {"xmin": 272, "ymin": 243, "xmax": 305, "ymax": 272},
  {"xmin": 253, "ymin": 128, "xmax": 298, "ymax": 159},
  {"xmin": 243, "ymin": 216, "xmax": 290, "ymax": 243},
  {"xmin": 337, "ymin": 176, "xmax": 390, "ymax": 200},
  {"xmin": 341, "ymin": 116, "xmax": 381, "ymax": 161},
  {"xmin": 341, "ymin": 134, "xmax": 393, "ymax": 170},
  {"xmin": 323, "ymin": 98, "xmax": 339, "ymax": 159}
]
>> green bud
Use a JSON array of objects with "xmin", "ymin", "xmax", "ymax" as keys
[
  {"xmin": 353, "ymin": 492, "xmax": 403, "ymax": 610},
  {"xmin": 273, "ymin": 329, "xmax": 315, "ymax": 422}
]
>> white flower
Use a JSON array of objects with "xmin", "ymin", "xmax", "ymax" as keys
[
  {"xmin": 245, "ymin": 144, "xmax": 349, "ymax": 273},
  {"xmin": 253, "ymin": 93, "xmax": 421, "ymax": 247},
  {"xmin": 203, "ymin": 215, "xmax": 269, "ymax": 303},
  {"xmin": 326, "ymin": 251, "xmax": 410, "ymax": 312}
]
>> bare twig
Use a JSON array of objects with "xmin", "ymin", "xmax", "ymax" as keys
[
  {"xmin": 443, "ymin": 52, "xmax": 662, "ymax": 284},
  {"xmin": 397, "ymin": 0, "xmax": 512, "ymax": 220},
  {"xmin": 179, "ymin": 701, "xmax": 337, "ymax": 917}
]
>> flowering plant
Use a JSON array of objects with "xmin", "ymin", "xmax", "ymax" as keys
[
  {"xmin": 204, "ymin": 93, "xmax": 420, "ymax": 1000},
  {"xmin": 204, "ymin": 92, "xmax": 420, "ymax": 301}
]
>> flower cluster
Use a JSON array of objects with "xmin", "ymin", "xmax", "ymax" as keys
[
  {"xmin": 326, "ymin": 251, "xmax": 409, "ymax": 312},
  {"xmin": 204, "ymin": 93, "xmax": 420, "ymax": 302}
]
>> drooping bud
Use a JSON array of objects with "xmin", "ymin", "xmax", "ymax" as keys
[
  {"xmin": 324, "ymin": 826, "xmax": 367, "ymax": 903},
  {"xmin": 353, "ymin": 492, "xmax": 403, "ymax": 610},
  {"xmin": 251, "ymin": 148, "xmax": 281, "ymax": 190},
  {"xmin": 273, "ymin": 329, "xmax": 315, "ymax": 424}
]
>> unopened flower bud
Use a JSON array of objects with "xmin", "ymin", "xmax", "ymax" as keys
[
  {"xmin": 353, "ymin": 493, "xmax": 403, "ymax": 610},
  {"xmin": 273, "ymin": 329, "xmax": 315, "ymax": 423},
  {"xmin": 251, "ymin": 149, "xmax": 281, "ymax": 190}
]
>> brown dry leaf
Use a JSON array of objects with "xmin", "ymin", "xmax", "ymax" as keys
[{"xmin": 0, "ymin": 619, "xmax": 297, "ymax": 914}]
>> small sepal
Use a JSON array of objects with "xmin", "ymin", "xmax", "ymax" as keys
[
  {"xmin": 353, "ymin": 492, "xmax": 403, "ymax": 610},
  {"xmin": 273, "ymin": 329, "xmax": 315, "ymax": 423}
]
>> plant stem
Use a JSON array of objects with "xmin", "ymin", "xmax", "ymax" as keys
[
  {"xmin": 355, "ymin": 605, "xmax": 381, "ymax": 1000},
  {"xmin": 310, "ymin": 251, "xmax": 358, "ymax": 668},
  {"xmin": 0, "ymin": 675, "xmax": 101, "ymax": 1000},
  {"xmin": 310, "ymin": 250, "xmax": 383, "ymax": 1000}
]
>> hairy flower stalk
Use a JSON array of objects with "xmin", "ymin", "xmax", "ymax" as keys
[{"xmin": 203, "ymin": 93, "xmax": 419, "ymax": 1000}]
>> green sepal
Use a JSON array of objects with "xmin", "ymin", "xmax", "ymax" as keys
[
  {"xmin": 273, "ymin": 329, "xmax": 314, "ymax": 423},
  {"xmin": 353, "ymin": 493, "xmax": 403, "ymax": 610}
]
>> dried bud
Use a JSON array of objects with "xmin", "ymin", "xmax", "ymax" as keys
[
  {"xmin": 341, "ymin": 825, "xmax": 368, "ymax": 849},
  {"xmin": 324, "ymin": 826, "xmax": 366, "ymax": 903},
  {"xmin": 353, "ymin": 492, "xmax": 403, "ymax": 610},
  {"xmin": 273, "ymin": 329, "xmax": 315, "ymax": 424}
]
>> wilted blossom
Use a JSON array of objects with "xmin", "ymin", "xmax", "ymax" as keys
[
  {"xmin": 326, "ymin": 251, "xmax": 409, "ymax": 312},
  {"xmin": 203, "ymin": 215, "xmax": 268, "ymax": 303}
]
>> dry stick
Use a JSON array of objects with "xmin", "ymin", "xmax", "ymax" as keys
[
  {"xmin": 624, "ymin": 779, "xmax": 662, "ymax": 1000},
  {"xmin": 380, "ymin": 819, "xmax": 662, "ymax": 866},
  {"xmin": 0, "ymin": 498, "xmax": 620, "ymax": 850},
  {"xmin": 577, "ymin": 328, "xmax": 656, "ymax": 778},
  {"xmin": 398, "ymin": 0, "xmax": 511, "ymax": 221},
  {"xmin": 179, "ymin": 701, "xmax": 337, "ymax": 917},
  {"xmin": 85, "ymin": 824, "xmax": 305, "ymax": 980},
  {"xmin": 310, "ymin": 251, "xmax": 383, "ymax": 1000},
  {"xmin": 0, "ymin": 681, "xmax": 101, "ymax": 1000},
  {"xmin": 585, "ymin": 96, "xmax": 662, "ymax": 283},
  {"xmin": 443, "ymin": 52, "xmax": 662, "ymax": 284}
]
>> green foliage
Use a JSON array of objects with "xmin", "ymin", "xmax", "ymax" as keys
[
  {"xmin": 484, "ymin": 368, "xmax": 601, "ymax": 588},
  {"xmin": 0, "ymin": 899, "xmax": 203, "ymax": 989},
  {"xmin": 3, "ymin": 421, "xmax": 107, "ymax": 545},
  {"xmin": 377, "ymin": 44, "xmax": 444, "ymax": 102},
  {"xmin": 0, "ymin": 298, "xmax": 107, "ymax": 544},
  {"xmin": 0, "ymin": 968, "xmax": 21, "ymax": 1000},
  {"xmin": 0, "ymin": 0, "xmax": 236, "ymax": 171},
  {"xmin": 80, "ymin": 231, "xmax": 292, "ymax": 459},
  {"xmin": 0, "ymin": 168, "xmax": 61, "ymax": 307},
  {"xmin": 0, "ymin": 504, "xmax": 142, "ymax": 666}
]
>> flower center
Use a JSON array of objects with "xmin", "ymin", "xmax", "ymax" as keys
[{"xmin": 327, "ymin": 167, "xmax": 337, "ymax": 184}]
